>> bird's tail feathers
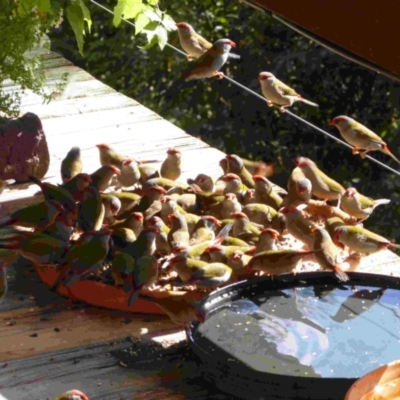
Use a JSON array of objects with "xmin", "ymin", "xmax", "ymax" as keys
[
  {"xmin": 299, "ymin": 97, "xmax": 319, "ymax": 107},
  {"xmin": 382, "ymin": 145, "xmax": 400, "ymax": 165},
  {"xmin": 128, "ymin": 289, "xmax": 140, "ymax": 307},
  {"xmin": 374, "ymin": 198, "xmax": 391, "ymax": 206},
  {"xmin": 333, "ymin": 266, "xmax": 350, "ymax": 282},
  {"xmin": 213, "ymin": 222, "xmax": 233, "ymax": 245},
  {"xmin": 228, "ymin": 53, "xmax": 241, "ymax": 60}
]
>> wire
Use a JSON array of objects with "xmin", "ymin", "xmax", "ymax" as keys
[{"xmin": 89, "ymin": 0, "xmax": 400, "ymax": 177}]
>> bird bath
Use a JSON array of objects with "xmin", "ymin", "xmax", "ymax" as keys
[{"xmin": 187, "ymin": 272, "xmax": 400, "ymax": 400}]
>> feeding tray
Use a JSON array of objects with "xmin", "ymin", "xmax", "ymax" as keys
[
  {"xmin": 34, "ymin": 265, "xmax": 206, "ymax": 315},
  {"xmin": 186, "ymin": 272, "xmax": 400, "ymax": 400}
]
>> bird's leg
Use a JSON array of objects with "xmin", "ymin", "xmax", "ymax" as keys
[
  {"xmin": 359, "ymin": 150, "xmax": 369, "ymax": 159},
  {"xmin": 336, "ymin": 195, "xmax": 342, "ymax": 210},
  {"xmin": 266, "ymin": 100, "xmax": 273, "ymax": 107},
  {"xmin": 215, "ymin": 71, "xmax": 225, "ymax": 79},
  {"xmin": 279, "ymin": 106, "xmax": 288, "ymax": 113},
  {"xmin": 357, "ymin": 216, "xmax": 367, "ymax": 224},
  {"xmin": 352, "ymin": 147, "xmax": 361, "ymax": 155},
  {"xmin": 186, "ymin": 55, "xmax": 194, "ymax": 62}
]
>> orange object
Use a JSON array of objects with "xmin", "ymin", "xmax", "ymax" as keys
[
  {"xmin": 34, "ymin": 265, "xmax": 207, "ymax": 315},
  {"xmin": 344, "ymin": 359, "xmax": 400, "ymax": 400}
]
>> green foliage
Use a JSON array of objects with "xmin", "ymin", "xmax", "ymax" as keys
[
  {"xmin": 0, "ymin": 0, "xmax": 174, "ymax": 117},
  {"xmin": 0, "ymin": 0, "xmax": 66, "ymax": 117},
  {"xmin": 65, "ymin": 0, "xmax": 174, "ymax": 54}
]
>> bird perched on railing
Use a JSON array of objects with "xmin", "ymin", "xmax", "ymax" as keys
[
  {"xmin": 182, "ymin": 38, "xmax": 237, "ymax": 81},
  {"xmin": 329, "ymin": 115, "xmax": 400, "ymax": 164},
  {"xmin": 176, "ymin": 22, "xmax": 240, "ymax": 61},
  {"xmin": 258, "ymin": 72, "xmax": 318, "ymax": 112}
]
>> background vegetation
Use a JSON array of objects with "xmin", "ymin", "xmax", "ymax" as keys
[{"xmin": 9, "ymin": 0, "xmax": 400, "ymax": 241}]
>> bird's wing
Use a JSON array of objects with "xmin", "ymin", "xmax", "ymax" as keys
[
  {"xmin": 353, "ymin": 127, "xmax": 384, "ymax": 145},
  {"xmin": 274, "ymin": 79, "xmax": 299, "ymax": 96},
  {"xmin": 185, "ymin": 49, "xmax": 217, "ymax": 75},
  {"xmin": 193, "ymin": 33, "xmax": 212, "ymax": 52}
]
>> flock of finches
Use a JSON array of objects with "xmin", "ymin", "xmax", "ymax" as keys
[
  {"xmin": 0, "ymin": 22, "xmax": 399, "ymax": 344},
  {"xmin": 0, "ymin": 22, "xmax": 398, "ymax": 400},
  {"xmin": 0, "ymin": 140, "xmax": 399, "ymax": 326}
]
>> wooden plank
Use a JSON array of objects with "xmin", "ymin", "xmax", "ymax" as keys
[
  {"xmin": 19, "ymin": 93, "xmax": 140, "ymax": 118},
  {"xmin": 0, "ymin": 304, "xmax": 176, "ymax": 362},
  {"xmin": 0, "ymin": 336, "xmax": 235, "ymax": 400}
]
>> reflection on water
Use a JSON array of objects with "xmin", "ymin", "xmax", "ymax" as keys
[{"xmin": 195, "ymin": 286, "xmax": 400, "ymax": 378}]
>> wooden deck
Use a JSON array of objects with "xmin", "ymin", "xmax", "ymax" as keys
[{"xmin": 1, "ymin": 48, "xmax": 400, "ymax": 400}]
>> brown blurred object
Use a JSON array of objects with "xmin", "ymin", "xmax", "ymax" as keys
[
  {"xmin": 241, "ymin": 158, "xmax": 275, "ymax": 177},
  {"xmin": 344, "ymin": 359, "xmax": 400, "ymax": 400},
  {"xmin": 0, "ymin": 113, "xmax": 49, "ymax": 182},
  {"xmin": 241, "ymin": 0, "xmax": 400, "ymax": 83}
]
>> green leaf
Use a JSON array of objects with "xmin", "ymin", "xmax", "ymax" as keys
[
  {"xmin": 138, "ymin": 34, "xmax": 158, "ymax": 50},
  {"xmin": 65, "ymin": 0, "xmax": 92, "ymax": 55},
  {"xmin": 161, "ymin": 14, "xmax": 176, "ymax": 31},
  {"xmin": 113, "ymin": 0, "xmax": 143, "ymax": 28},
  {"xmin": 146, "ymin": 0, "xmax": 159, "ymax": 5},
  {"xmin": 77, "ymin": 0, "xmax": 92, "ymax": 33},
  {"xmin": 143, "ymin": 9, "xmax": 162, "ymax": 22},
  {"xmin": 138, "ymin": 23, "xmax": 168, "ymax": 50},
  {"xmin": 134, "ymin": 12, "xmax": 151, "ymax": 35},
  {"xmin": 66, "ymin": 3, "xmax": 85, "ymax": 56},
  {"xmin": 155, "ymin": 25, "xmax": 168, "ymax": 50},
  {"xmin": 37, "ymin": 0, "xmax": 51, "ymax": 12},
  {"xmin": 138, "ymin": 21, "xmax": 158, "ymax": 48}
]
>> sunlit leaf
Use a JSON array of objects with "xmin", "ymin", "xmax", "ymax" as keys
[
  {"xmin": 77, "ymin": 0, "xmax": 92, "ymax": 33},
  {"xmin": 135, "ymin": 12, "xmax": 151, "ymax": 34},
  {"xmin": 143, "ymin": 9, "xmax": 162, "ymax": 22},
  {"xmin": 161, "ymin": 14, "xmax": 176, "ymax": 31},
  {"xmin": 155, "ymin": 25, "xmax": 168, "ymax": 50},
  {"xmin": 113, "ymin": 0, "xmax": 143, "ymax": 27}
]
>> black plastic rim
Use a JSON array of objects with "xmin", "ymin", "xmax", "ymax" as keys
[{"xmin": 186, "ymin": 271, "xmax": 400, "ymax": 400}]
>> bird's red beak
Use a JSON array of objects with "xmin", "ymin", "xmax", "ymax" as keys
[
  {"xmin": 329, "ymin": 120, "xmax": 335, "ymax": 126},
  {"xmin": 229, "ymin": 41, "xmax": 236, "ymax": 48}
]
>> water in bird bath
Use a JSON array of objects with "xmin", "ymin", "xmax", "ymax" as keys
[{"xmin": 195, "ymin": 285, "xmax": 400, "ymax": 378}]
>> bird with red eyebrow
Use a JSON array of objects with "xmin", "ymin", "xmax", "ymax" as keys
[
  {"xmin": 258, "ymin": 71, "xmax": 318, "ymax": 112},
  {"xmin": 340, "ymin": 187, "xmax": 390, "ymax": 222},
  {"xmin": 96, "ymin": 143, "xmax": 128, "ymax": 169},
  {"xmin": 329, "ymin": 115, "xmax": 400, "ymax": 164},
  {"xmin": 279, "ymin": 206, "xmax": 316, "ymax": 250},
  {"xmin": 221, "ymin": 173, "xmax": 248, "ymax": 201},
  {"xmin": 160, "ymin": 148, "xmax": 182, "ymax": 181},
  {"xmin": 253, "ymin": 174, "xmax": 283, "ymax": 210},
  {"xmin": 295, "ymin": 157, "xmax": 345, "ymax": 207},
  {"xmin": 182, "ymin": 38, "xmax": 237, "ymax": 81},
  {"xmin": 176, "ymin": 22, "xmax": 240, "ymax": 61}
]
